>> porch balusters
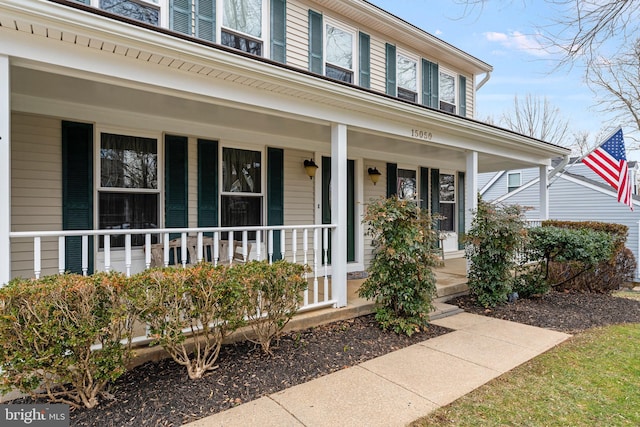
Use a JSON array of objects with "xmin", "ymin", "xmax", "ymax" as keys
[
  {"xmin": 255, "ymin": 230, "xmax": 262, "ymax": 261},
  {"xmin": 163, "ymin": 233, "xmax": 170, "ymax": 267},
  {"xmin": 125, "ymin": 234, "xmax": 132, "ymax": 277},
  {"xmin": 302, "ymin": 229, "xmax": 309, "ymax": 307},
  {"xmin": 34, "ymin": 236, "xmax": 41, "ymax": 279},
  {"xmin": 81, "ymin": 235, "xmax": 89, "ymax": 276},
  {"xmin": 104, "ymin": 235, "xmax": 111, "ymax": 272},
  {"xmin": 323, "ymin": 227, "xmax": 329, "ymax": 301},
  {"xmin": 144, "ymin": 234, "xmax": 152, "ymax": 269},
  {"xmin": 58, "ymin": 236, "xmax": 65, "ymax": 274},
  {"xmin": 242, "ymin": 230, "xmax": 249, "ymax": 262},
  {"xmin": 180, "ymin": 232, "xmax": 188, "ymax": 267},
  {"xmin": 213, "ymin": 232, "xmax": 220, "ymax": 266},
  {"xmin": 267, "ymin": 230, "xmax": 274, "ymax": 264},
  {"xmin": 313, "ymin": 228, "xmax": 319, "ymax": 305},
  {"xmin": 291, "ymin": 229, "xmax": 297, "ymax": 264}
]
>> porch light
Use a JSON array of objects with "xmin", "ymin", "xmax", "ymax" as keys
[
  {"xmin": 304, "ymin": 159, "xmax": 318, "ymax": 179},
  {"xmin": 368, "ymin": 167, "xmax": 382, "ymax": 185}
]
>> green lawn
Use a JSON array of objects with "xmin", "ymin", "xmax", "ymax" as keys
[{"xmin": 411, "ymin": 323, "xmax": 640, "ymax": 426}]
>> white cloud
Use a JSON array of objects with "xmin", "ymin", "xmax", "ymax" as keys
[
  {"xmin": 483, "ymin": 31, "xmax": 548, "ymax": 57},
  {"xmin": 434, "ymin": 29, "xmax": 443, "ymax": 36}
]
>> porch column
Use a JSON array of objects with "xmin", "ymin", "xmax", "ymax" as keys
[
  {"xmin": 464, "ymin": 151, "xmax": 478, "ymax": 232},
  {"xmin": 0, "ymin": 55, "xmax": 10, "ymax": 286},
  {"xmin": 331, "ymin": 123, "xmax": 348, "ymax": 308},
  {"xmin": 539, "ymin": 165, "xmax": 549, "ymax": 220}
]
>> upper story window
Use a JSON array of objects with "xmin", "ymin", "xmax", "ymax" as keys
[
  {"xmin": 439, "ymin": 71, "xmax": 456, "ymax": 113},
  {"xmin": 99, "ymin": 132, "xmax": 159, "ymax": 247},
  {"xmin": 507, "ymin": 172, "xmax": 521, "ymax": 192},
  {"xmin": 325, "ymin": 23, "xmax": 354, "ymax": 83},
  {"xmin": 99, "ymin": 0, "xmax": 160, "ymax": 25},
  {"xmin": 222, "ymin": 0, "xmax": 264, "ymax": 56},
  {"xmin": 397, "ymin": 53, "xmax": 417, "ymax": 102}
]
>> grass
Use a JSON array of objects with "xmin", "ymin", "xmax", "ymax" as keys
[
  {"xmin": 614, "ymin": 289, "xmax": 640, "ymax": 302},
  {"xmin": 411, "ymin": 323, "xmax": 640, "ymax": 426}
]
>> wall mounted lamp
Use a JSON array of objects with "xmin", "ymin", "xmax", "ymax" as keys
[
  {"xmin": 304, "ymin": 159, "xmax": 318, "ymax": 179},
  {"xmin": 368, "ymin": 167, "xmax": 382, "ymax": 185}
]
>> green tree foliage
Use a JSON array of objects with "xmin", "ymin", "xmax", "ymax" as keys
[
  {"xmin": 0, "ymin": 272, "xmax": 135, "ymax": 409},
  {"xmin": 465, "ymin": 199, "xmax": 528, "ymax": 307},
  {"xmin": 358, "ymin": 196, "xmax": 440, "ymax": 336}
]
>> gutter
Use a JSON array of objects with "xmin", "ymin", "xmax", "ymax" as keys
[{"xmin": 476, "ymin": 72, "xmax": 491, "ymax": 91}]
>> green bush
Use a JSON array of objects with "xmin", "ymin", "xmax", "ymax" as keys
[
  {"xmin": 0, "ymin": 272, "xmax": 135, "ymax": 409},
  {"xmin": 465, "ymin": 199, "xmax": 529, "ymax": 307},
  {"xmin": 131, "ymin": 263, "xmax": 247, "ymax": 379},
  {"xmin": 358, "ymin": 196, "xmax": 440, "ymax": 336},
  {"xmin": 524, "ymin": 226, "xmax": 615, "ymax": 293},
  {"xmin": 231, "ymin": 260, "xmax": 309, "ymax": 354}
]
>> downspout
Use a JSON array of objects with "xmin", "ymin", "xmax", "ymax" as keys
[{"xmin": 476, "ymin": 71, "xmax": 491, "ymax": 91}]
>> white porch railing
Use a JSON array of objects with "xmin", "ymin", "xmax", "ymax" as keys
[{"xmin": 9, "ymin": 224, "xmax": 338, "ymax": 315}]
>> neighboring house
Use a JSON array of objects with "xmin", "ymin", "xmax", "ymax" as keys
[
  {"xmin": 0, "ymin": 0, "xmax": 569, "ymax": 312},
  {"xmin": 480, "ymin": 159, "xmax": 640, "ymax": 279}
]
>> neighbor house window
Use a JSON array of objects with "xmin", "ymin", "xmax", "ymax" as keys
[
  {"xmin": 439, "ymin": 71, "xmax": 456, "ymax": 113},
  {"xmin": 325, "ymin": 22, "xmax": 354, "ymax": 83},
  {"xmin": 397, "ymin": 168, "xmax": 417, "ymax": 201},
  {"xmin": 221, "ymin": 148, "xmax": 263, "ymax": 238},
  {"xmin": 222, "ymin": 0, "xmax": 263, "ymax": 55},
  {"xmin": 99, "ymin": 133, "xmax": 159, "ymax": 247},
  {"xmin": 439, "ymin": 173, "xmax": 455, "ymax": 231},
  {"xmin": 99, "ymin": 0, "xmax": 160, "ymax": 25},
  {"xmin": 508, "ymin": 172, "xmax": 521, "ymax": 192},
  {"xmin": 397, "ymin": 54, "xmax": 417, "ymax": 102}
]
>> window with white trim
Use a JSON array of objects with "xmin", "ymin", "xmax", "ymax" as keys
[
  {"xmin": 439, "ymin": 71, "xmax": 456, "ymax": 113},
  {"xmin": 98, "ymin": 132, "xmax": 159, "ymax": 247},
  {"xmin": 397, "ymin": 168, "xmax": 417, "ymax": 201},
  {"xmin": 397, "ymin": 53, "xmax": 417, "ymax": 102},
  {"xmin": 222, "ymin": 0, "xmax": 264, "ymax": 56},
  {"xmin": 325, "ymin": 21, "xmax": 355, "ymax": 83},
  {"xmin": 221, "ymin": 147, "xmax": 263, "ymax": 238},
  {"xmin": 508, "ymin": 172, "xmax": 521, "ymax": 192},
  {"xmin": 439, "ymin": 173, "xmax": 455, "ymax": 231},
  {"xmin": 98, "ymin": 0, "xmax": 160, "ymax": 25}
]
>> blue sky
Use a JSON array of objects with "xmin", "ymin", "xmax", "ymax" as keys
[{"xmin": 367, "ymin": 0, "xmax": 624, "ymax": 154}]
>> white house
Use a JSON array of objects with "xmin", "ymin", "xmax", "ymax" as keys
[
  {"xmin": 0, "ymin": 0, "xmax": 569, "ymax": 312},
  {"xmin": 480, "ymin": 159, "xmax": 640, "ymax": 279}
]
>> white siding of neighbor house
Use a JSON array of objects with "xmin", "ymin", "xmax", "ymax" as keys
[
  {"xmin": 478, "ymin": 171, "xmax": 498, "ymax": 193},
  {"xmin": 362, "ymin": 159, "xmax": 387, "ymax": 268},
  {"xmin": 11, "ymin": 113, "xmax": 63, "ymax": 279},
  {"xmin": 481, "ymin": 168, "xmax": 540, "ymax": 202}
]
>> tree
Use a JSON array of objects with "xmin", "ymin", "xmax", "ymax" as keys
[{"xmin": 499, "ymin": 94, "xmax": 570, "ymax": 145}]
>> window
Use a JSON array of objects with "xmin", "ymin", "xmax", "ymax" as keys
[
  {"xmin": 439, "ymin": 71, "xmax": 456, "ymax": 113},
  {"xmin": 99, "ymin": 0, "xmax": 160, "ymax": 25},
  {"xmin": 439, "ymin": 174, "xmax": 455, "ymax": 231},
  {"xmin": 508, "ymin": 172, "xmax": 521, "ymax": 192},
  {"xmin": 99, "ymin": 133, "xmax": 159, "ymax": 247},
  {"xmin": 222, "ymin": 0, "xmax": 263, "ymax": 55},
  {"xmin": 397, "ymin": 54, "xmax": 417, "ymax": 102},
  {"xmin": 325, "ymin": 23, "xmax": 354, "ymax": 83},
  {"xmin": 397, "ymin": 168, "xmax": 417, "ymax": 201},
  {"xmin": 221, "ymin": 148, "xmax": 263, "ymax": 238}
]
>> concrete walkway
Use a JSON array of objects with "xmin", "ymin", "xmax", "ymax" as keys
[{"xmin": 184, "ymin": 312, "xmax": 571, "ymax": 427}]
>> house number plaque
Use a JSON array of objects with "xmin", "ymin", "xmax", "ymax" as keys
[{"xmin": 411, "ymin": 129, "xmax": 433, "ymax": 141}]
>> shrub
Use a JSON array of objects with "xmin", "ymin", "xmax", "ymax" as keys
[
  {"xmin": 358, "ymin": 196, "xmax": 440, "ymax": 336},
  {"xmin": 231, "ymin": 260, "xmax": 309, "ymax": 354},
  {"xmin": 131, "ymin": 263, "xmax": 247, "ymax": 379},
  {"xmin": 524, "ymin": 226, "xmax": 615, "ymax": 292},
  {"xmin": 465, "ymin": 199, "xmax": 528, "ymax": 307},
  {"xmin": 0, "ymin": 272, "xmax": 135, "ymax": 409}
]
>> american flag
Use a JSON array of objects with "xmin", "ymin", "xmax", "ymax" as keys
[{"xmin": 582, "ymin": 128, "xmax": 634, "ymax": 211}]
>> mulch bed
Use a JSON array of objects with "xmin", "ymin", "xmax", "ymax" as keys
[{"xmin": 11, "ymin": 290, "xmax": 640, "ymax": 426}]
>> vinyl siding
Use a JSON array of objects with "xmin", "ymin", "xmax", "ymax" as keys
[
  {"xmin": 369, "ymin": 36, "xmax": 387, "ymax": 93},
  {"xmin": 11, "ymin": 113, "xmax": 63, "ymax": 279},
  {"xmin": 286, "ymin": 0, "xmax": 310, "ymax": 70},
  {"xmin": 464, "ymin": 72, "xmax": 474, "ymax": 118},
  {"xmin": 282, "ymin": 148, "xmax": 315, "ymax": 262},
  {"xmin": 362, "ymin": 159, "xmax": 386, "ymax": 268},
  {"xmin": 482, "ymin": 168, "xmax": 540, "ymax": 201}
]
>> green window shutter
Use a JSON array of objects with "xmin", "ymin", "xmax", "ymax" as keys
[
  {"xmin": 170, "ymin": 0, "xmax": 192, "ymax": 36},
  {"xmin": 308, "ymin": 10, "xmax": 323, "ymax": 74},
  {"xmin": 420, "ymin": 167, "xmax": 429, "ymax": 211},
  {"xmin": 165, "ymin": 135, "xmax": 188, "ymax": 233},
  {"xmin": 271, "ymin": 0, "xmax": 287, "ymax": 63},
  {"xmin": 385, "ymin": 43, "xmax": 396, "ymax": 96},
  {"xmin": 431, "ymin": 168, "xmax": 440, "ymax": 220},
  {"xmin": 196, "ymin": 0, "xmax": 215, "ymax": 42},
  {"xmin": 198, "ymin": 139, "xmax": 218, "ymax": 229},
  {"xmin": 267, "ymin": 148, "xmax": 284, "ymax": 260},
  {"xmin": 386, "ymin": 163, "xmax": 397, "ymax": 197},
  {"xmin": 457, "ymin": 172, "xmax": 465, "ymax": 249},
  {"xmin": 422, "ymin": 59, "xmax": 439, "ymax": 108},
  {"xmin": 359, "ymin": 32, "xmax": 371, "ymax": 89},
  {"xmin": 62, "ymin": 121, "xmax": 94, "ymax": 274},
  {"xmin": 459, "ymin": 75, "xmax": 467, "ymax": 117},
  {"xmin": 347, "ymin": 159, "xmax": 355, "ymax": 262}
]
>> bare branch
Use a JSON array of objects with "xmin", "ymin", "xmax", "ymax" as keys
[{"xmin": 499, "ymin": 94, "xmax": 570, "ymax": 145}]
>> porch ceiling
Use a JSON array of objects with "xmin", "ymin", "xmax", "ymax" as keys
[{"xmin": 11, "ymin": 66, "xmax": 537, "ymax": 172}]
